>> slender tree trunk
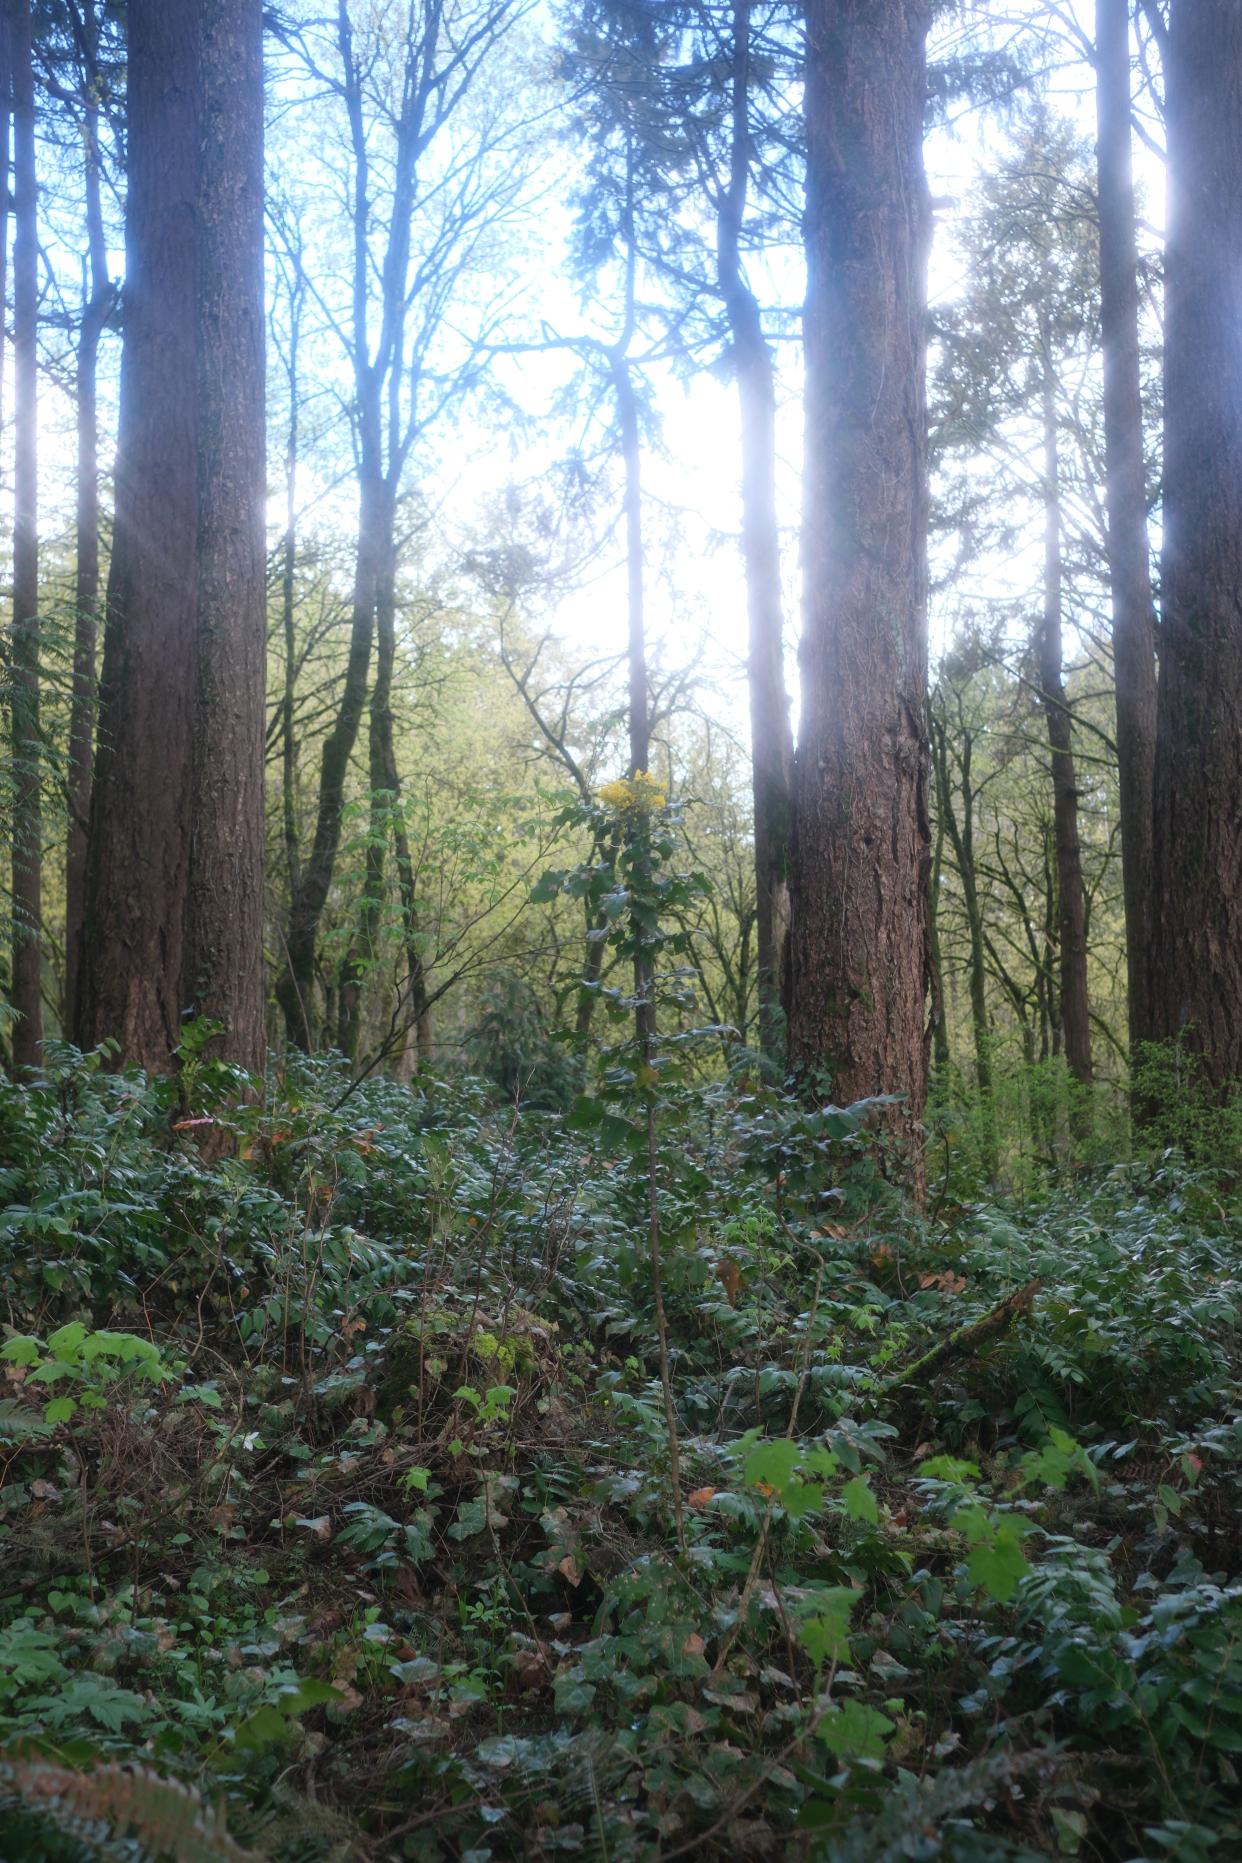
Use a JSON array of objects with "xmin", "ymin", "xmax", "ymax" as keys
[
  {"xmin": 1149, "ymin": 0, "xmax": 1242, "ymax": 1089},
  {"xmin": 65, "ymin": 2, "xmax": 112, "ymax": 1036},
  {"xmin": 1038, "ymin": 363, "xmax": 1094, "ymax": 1115},
  {"xmin": 612, "ymin": 353, "xmax": 656, "ymax": 1054},
  {"xmin": 1095, "ymin": 0, "xmax": 1158, "ymax": 1054},
  {"xmin": 718, "ymin": 0, "xmax": 793, "ymax": 1062},
  {"xmin": 787, "ymin": 0, "xmax": 932, "ymax": 1166},
  {"xmin": 9, "ymin": 0, "xmax": 41, "ymax": 1068},
  {"xmin": 928, "ymin": 812, "xmax": 950, "ymax": 1074},
  {"xmin": 338, "ymin": 493, "xmax": 398, "ymax": 1062},
  {"xmin": 932, "ymin": 714, "xmax": 995, "ymax": 1173},
  {"xmin": 280, "ymin": 257, "xmax": 304, "ymax": 905},
  {"xmin": 183, "ymin": 0, "xmax": 267, "ymax": 1072},
  {"xmin": 277, "ymin": 464, "xmax": 381, "ymax": 1050}
]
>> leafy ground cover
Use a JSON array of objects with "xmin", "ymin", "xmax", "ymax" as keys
[{"xmin": 1, "ymin": 1048, "xmax": 1241, "ymax": 1860}]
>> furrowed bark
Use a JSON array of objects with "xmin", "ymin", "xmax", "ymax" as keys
[
  {"xmin": 787, "ymin": 0, "xmax": 932, "ymax": 1175},
  {"xmin": 1148, "ymin": 0, "xmax": 1242, "ymax": 1089}
]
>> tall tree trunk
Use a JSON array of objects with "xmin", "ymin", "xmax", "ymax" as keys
[
  {"xmin": 786, "ymin": 0, "xmax": 932, "ymax": 1165},
  {"xmin": 1038, "ymin": 363, "xmax": 1094, "ymax": 1115},
  {"xmin": 338, "ymin": 495, "xmax": 397, "ymax": 1063},
  {"xmin": 0, "ymin": 10, "xmax": 8, "ymax": 1070},
  {"xmin": 183, "ymin": 0, "xmax": 266, "ymax": 1072},
  {"xmin": 1095, "ymin": 0, "xmax": 1158, "ymax": 1055},
  {"xmin": 9, "ymin": 0, "xmax": 41, "ymax": 1069},
  {"xmin": 65, "ymin": 0, "xmax": 113, "ymax": 1035},
  {"xmin": 718, "ymin": 0, "xmax": 793, "ymax": 1063},
  {"xmin": 79, "ymin": 0, "xmax": 199, "ymax": 1062},
  {"xmin": 928, "ymin": 811, "xmax": 950, "ymax": 1075},
  {"xmin": 932, "ymin": 712, "xmax": 995, "ymax": 1175},
  {"xmin": 276, "ymin": 466, "xmax": 381, "ymax": 1050},
  {"xmin": 80, "ymin": 0, "xmax": 267, "ymax": 1073},
  {"xmin": 612, "ymin": 352, "xmax": 655, "ymax": 1054},
  {"xmin": 280, "ymin": 244, "xmax": 304, "ymax": 905},
  {"xmin": 1149, "ymin": 0, "xmax": 1242, "ymax": 1088}
]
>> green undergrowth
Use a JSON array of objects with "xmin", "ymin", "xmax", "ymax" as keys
[{"xmin": 1, "ymin": 1047, "xmax": 1241, "ymax": 1860}]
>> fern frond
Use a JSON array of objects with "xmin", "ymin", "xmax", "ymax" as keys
[{"xmin": 0, "ymin": 1756, "xmax": 259, "ymax": 1862}]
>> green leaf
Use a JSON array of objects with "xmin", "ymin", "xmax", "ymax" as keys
[
  {"xmin": 743, "ymin": 1438, "xmax": 801, "ymax": 1497},
  {"xmin": 44, "ymin": 1395, "xmax": 78, "ymax": 1425},
  {"xmin": 841, "ymin": 1476, "xmax": 879, "ymax": 1525},
  {"xmin": 816, "ymin": 1699, "xmax": 895, "ymax": 1762},
  {"xmin": 796, "ymin": 1588, "xmax": 858, "ymax": 1668},
  {"xmin": 46, "ymin": 1322, "xmax": 87, "ymax": 1360},
  {"xmin": 1, "ymin": 1334, "xmax": 41, "ymax": 1366},
  {"xmin": 967, "ymin": 1521, "xmax": 1030, "ymax": 1603}
]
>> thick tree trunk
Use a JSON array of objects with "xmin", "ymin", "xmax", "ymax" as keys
[
  {"xmin": 1094, "ymin": 0, "xmax": 1158, "ymax": 1055},
  {"xmin": 1038, "ymin": 366, "xmax": 1094, "ymax": 1114},
  {"xmin": 786, "ymin": 0, "xmax": 932, "ymax": 1161},
  {"xmin": 718, "ymin": 0, "xmax": 793, "ymax": 1063},
  {"xmin": 80, "ymin": 0, "xmax": 267, "ymax": 1073},
  {"xmin": 183, "ymin": 0, "xmax": 267, "ymax": 1072},
  {"xmin": 8, "ymin": 0, "xmax": 40, "ymax": 1068},
  {"xmin": 65, "ymin": 22, "xmax": 112, "ymax": 1037},
  {"xmin": 79, "ymin": 0, "xmax": 199, "ymax": 1062},
  {"xmin": 1149, "ymin": 0, "xmax": 1242, "ymax": 1088}
]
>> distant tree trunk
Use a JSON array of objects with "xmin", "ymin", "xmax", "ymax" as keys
[
  {"xmin": 932, "ymin": 710, "xmax": 996, "ymax": 1174},
  {"xmin": 279, "ymin": 236, "xmax": 305, "ymax": 906},
  {"xmin": 277, "ymin": 467, "xmax": 381, "ymax": 1050},
  {"xmin": 1038, "ymin": 362, "xmax": 1094, "ymax": 1115},
  {"xmin": 612, "ymin": 352, "xmax": 656, "ymax": 1054},
  {"xmin": 718, "ymin": 0, "xmax": 793, "ymax": 1063},
  {"xmin": 1149, "ymin": 0, "xmax": 1242, "ymax": 1089},
  {"xmin": 786, "ymin": 0, "xmax": 932, "ymax": 1163},
  {"xmin": 183, "ymin": 0, "xmax": 266, "ymax": 1073},
  {"xmin": 9, "ymin": 0, "xmax": 41, "ymax": 1069},
  {"xmin": 928, "ymin": 812, "xmax": 950, "ymax": 1074},
  {"xmin": 338, "ymin": 499, "xmax": 397, "ymax": 1062},
  {"xmin": 80, "ymin": 0, "xmax": 266, "ymax": 1073},
  {"xmin": 1094, "ymin": 0, "xmax": 1158, "ymax": 1055},
  {"xmin": 65, "ymin": 0, "xmax": 113, "ymax": 1036}
]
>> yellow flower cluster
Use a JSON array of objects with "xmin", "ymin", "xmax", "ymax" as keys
[{"xmin": 595, "ymin": 770, "xmax": 667, "ymax": 815}]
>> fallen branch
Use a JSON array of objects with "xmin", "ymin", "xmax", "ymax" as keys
[{"xmin": 883, "ymin": 1279, "xmax": 1042, "ymax": 1393}]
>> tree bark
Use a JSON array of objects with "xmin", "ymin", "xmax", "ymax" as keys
[
  {"xmin": 613, "ymin": 352, "xmax": 656, "ymax": 1055},
  {"xmin": 1149, "ymin": 0, "xmax": 1242, "ymax": 1088},
  {"xmin": 932, "ymin": 709, "xmax": 995, "ymax": 1175},
  {"xmin": 80, "ymin": 0, "xmax": 266, "ymax": 1073},
  {"xmin": 1038, "ymin": 362, "xmax": 1094, "ymax": 1112},
  {"xmin": 276, "ymin": 469, "xmax": 381, "ymax": 1050},
  {"xmin": 1094, "ymin": 0, "xmax": 1158, "ymax": 1055},
  {"xmin": 183, "ymin": 0, "xmax": 267, "ymax": 1073},
  {"xmin": 338, "ymin": 494, "xmax": 397, "ymax": 1062},
  {"xmin": 786, "ymin": 0, "xmax": 932, "ymax": 1163},
  {"xmin": 65, "ymin": 0, "xmax": 113, "ymax": 1036},
  {"xmin": 9, "ymin": 0, "xmax": 41, "ymax": 1069},
  {"xmin": 79, "ymin": 0, "xmax": 199, "ymax": 1062},
  {"xmin": 718, "ymin": 0, "xmax": 793, "ymax": 1063}
]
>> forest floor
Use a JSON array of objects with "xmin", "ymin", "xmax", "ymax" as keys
[{"xmin": 1, "ymin": 1052, "xmax": 1241, "ymax": 1861}]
